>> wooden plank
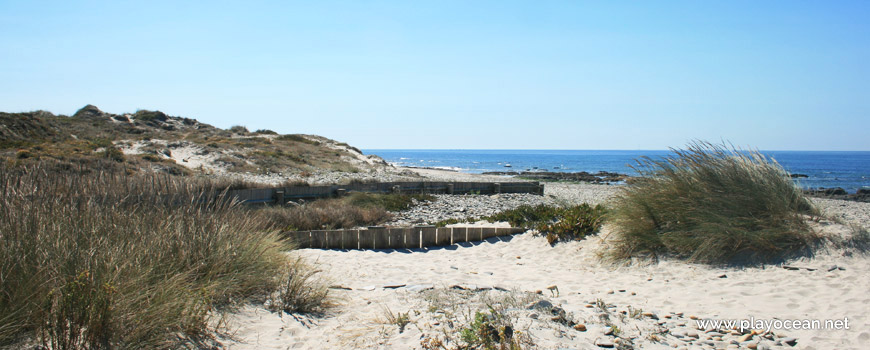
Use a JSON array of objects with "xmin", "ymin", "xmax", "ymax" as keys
[
  {"xmin": 369, "ymin": 227, "xmax": 387, "ymax": 250},
  {"xmin": 341, "ymin": 229, "xmax": 358, "ymax": 250},
  {"xmin": 326, "ymin": 230, "xmax": 343, "ymax": 249},
  {"xmin": 421, "ymin": 226, "xmax": 437, "ymax": 247},
  {"xmin": 358, "ymin": 229, "xmax": 374, "ymax": 249},
  {"xmin": 451, "ymin": 227, "xmax": 467, "ymax": 244},
  {"xmin": 388, "ymin": 228, "xmax": 406, "ymax": 249},
  {"xmin": 406, "ymin": 227, "xmax": 421, "ymax": 249},
  {"xmin": 481, "ymin": 227, "xmax": 498, "ymax": 239},
  {"xmin": 435, "ymin": 227, "xmax": 452, "ymax": 246},
  {"xmin": 469, "ymin": 227, "xmax": 483, "ymax": 242},
  {"xmin": 310, "ymin": 230, "xmax": 327, "ymax": 249},
  {"xmin": 290, "ymin": 231, "xmax": 310, "ymax": 249}
]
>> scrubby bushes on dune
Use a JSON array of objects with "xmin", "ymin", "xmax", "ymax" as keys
[
  {"xmin": 256, "ymin": 192, "xmax": 433, "ymax": 231},
  {"xmin": 607, "ymin": 141, "xmax": 819, "ymax": 264},
  {"xmin": 0, "ymin": 163, "xmax": 316, "ymax": 348},
  {"xmin": 486, "ymin": 204, "xmax": 607, "ymax": 244}
]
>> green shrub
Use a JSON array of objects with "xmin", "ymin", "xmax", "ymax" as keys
[
  {"xmin": 255, "ymin": 129, "xmax": 278, "ymax": 135},
  {"xmin": 485, "ymin": 204, "xmax": 607, "ymax": 243},
  {"xmin": 607, "ymin": 141, "xmax": 819, "ymax": 264}
]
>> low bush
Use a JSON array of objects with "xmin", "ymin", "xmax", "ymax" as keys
[
  {"xmin": 607, "ymin": 141, "xmax": 819, "ymax": 264},
  {"xmin": 486, "ymin": 204, "xmax": 607, "ymax": 243}
]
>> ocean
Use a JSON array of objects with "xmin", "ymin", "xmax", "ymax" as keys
[{"xmin": 363, "ymin": 149, "xmax": 870, "ymax": 193}]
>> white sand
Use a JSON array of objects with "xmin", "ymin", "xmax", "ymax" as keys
[{"xmin": 219, "ymin": 170, "xmax": 870, "ymax": 350}]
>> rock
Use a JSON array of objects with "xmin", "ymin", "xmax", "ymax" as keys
[
  {"xmin": 747, "ymin": 343, "xmax": 758, "ymax": 349},
  {"xmin": 642, "ymin": 312, "xmax": 658, "ymax": 320},
  {"xmin": 780, "ymin": 337, "xmax": 797, "ymax": 346},
  {"xmin": 828, "ymin": 265, "xmax": 839, "ymax": 271},
  {"xmin": 328, "ymin": 285, "xmax": 352, "ymax": 290},
  {"xmin": 406, "ymin": 284, "xmax": 434, "ymax": 292},
  {"xmin": 718, "ymin": 274, "xmax": 727, "ymax": 278},
  {"xmin": 686, "ymin": 330, "xmax": 699, "ymax": 339},
  {"xmin": 535, "ymin": 290, "xmax": 543, "ymax": 294},
  {"xmin": 738, "ymin": 334, "xmax": 753, "ymax": 342},
  {"xmin": 527, "ymin": 300, "xmax": 554, "ymax": 310},
  {"xmin": 603, "ymin": 326, "xmax": 614, "ymax": 336},
  {"xmin": 382, "ymin": 283, "xmax": 406, "ymax": 289},
  {"xmin": 359, "ymin": 285, "xmax": 376, "ymax": 291},
  {"xmin": 595, "ymin": 338, "xmax": 615, "ymax": 348},
  {"xmin": 529, "ymin": 313, "xmax": 539, "ymax": 319},
  {"xmin": 574, "ymin": 324, "xmax": 587, "ymax": 331}
]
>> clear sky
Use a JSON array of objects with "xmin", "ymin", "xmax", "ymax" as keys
[{"xmin": 1, "ymin": 1, "xmax": 868, "ymax": 150}]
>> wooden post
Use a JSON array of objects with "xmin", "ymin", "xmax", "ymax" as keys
[
  {"xmin": 369, "ymin": 226, "xmax": 387, "ymax": 249},
  {"xmin": 388, "ymin": 228, "xmax": 405, "ymax": 249},
  {"xmin": 451, "ymin": 227, "xmax": 467, "ymax": 244},
  {"xmin": 480, "ymin": 227, "xmax": 495, "ymax": 239},
  {"xmin": 290, "ymin": 231, "xmax": 311, "ymax": 249},
  {"xmin": 341, "ymin": 229, "xmax": 358, "ymax": 250},
  {"xmin": 336, "ymin": 188, "xmax": 347, "ymax": 197},
  {"xmin": 421, "ymin": 226, "xmax": 437, "ymax": 247},
  {"xmin": 446, "ymin": 183, "xmax": 454, "ymax": 194},
  {"xmin": 493, "ymin": 183, "xmax": 501, "ymax": 194},
  {"xmin": 435, "ymin": 227, "xmax": 452, "ymax": 246},
  {"xmin": 391, "ymin": 185, "xmax": 401, "ymax": 194},
  {"xmin": 310, "ymin": 230, "xmax": 327, "ymax": 249},
  {"xmin": 326, "ymin": 230, "xmax": 343, "ymax": 249},
  {"xmin": 275, "ymin": 190, "xmax": 285, "ymax": 205},
  {"xmin": 359, "ymin": 229, "xmax": 374, "ymax": 249},
  {"xmin": 407, "ymin": 226, "xmax": 422, "ymax": 249}
]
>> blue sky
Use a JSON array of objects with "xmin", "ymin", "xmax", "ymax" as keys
[{"xmin": 1, "ymin": 1, "xmax": 868, "ymax": 150}]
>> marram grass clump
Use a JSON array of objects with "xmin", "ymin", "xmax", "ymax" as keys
[
  {"xmin": 607, "ymin": 141, "xmax": 819, "ymax": 264},
  {"xmin": 0, "ymin": 163, "xmax": 305, "ymax": 348}
]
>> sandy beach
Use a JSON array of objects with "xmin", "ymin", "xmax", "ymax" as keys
[{"xmin": 218, "ymin": 168, "xmax": 870, "ymax": 350}]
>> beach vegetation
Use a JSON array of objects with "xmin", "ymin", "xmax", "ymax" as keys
[
  {"xmin": 606, "ymin": 141, "xmax": 819, "ymax": 264},
  {"xmin": 0, "ymin": 162, "xmax": 317, "ymax": 348},
  {"xmin": 344, "ymin": 192, "xmax": 435, "ymax": 212},
  {"xmin": 487, "ymin": 204, "xmax": 607, "ymax": 243},
  {"xmin": 268, "ymin": 258, "xmax": 331, "ymax": 314}
]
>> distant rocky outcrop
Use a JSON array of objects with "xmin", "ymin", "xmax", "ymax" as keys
[
  {"xmin": 804, "ymin": 188, "xmax": 870, "ymax": 203},
  {"xmin": 482, "ymin": 171, "xmax": 628, "ymax": 184}
]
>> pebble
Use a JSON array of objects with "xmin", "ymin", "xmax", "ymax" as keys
[
  {"xmin": 574, "ymin": 324, "xmax": 587, "ymax": 331},
  {"xmin": 595, "ymin": 338, "xmax": 615, "ymax": 348}
]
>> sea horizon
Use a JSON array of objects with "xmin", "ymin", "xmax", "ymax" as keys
[{"xmin": 364, "ymin": 149, "xmax": 870, "ymax": 193}]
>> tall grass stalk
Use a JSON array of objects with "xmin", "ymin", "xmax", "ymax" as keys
[
  {"xmin": 608, "ymin": 141, "xmax": 819, "ymax": 264},
  {"xmin": 0, "ymin": 163, "xmax": 290, "ymax": 348}
]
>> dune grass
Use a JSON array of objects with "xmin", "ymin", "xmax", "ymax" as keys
[
  {"xmin": 607, "ymin": 141, "xmax": 819, "ymax": 264},
  {"xmin": 255, "ymin": 192, "xmax": 435, "ymax": 232},
  {"xmin": 0, "ymin": 163, "xmax": 296, "ymax": 348}
]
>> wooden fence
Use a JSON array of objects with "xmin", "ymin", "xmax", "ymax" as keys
[
  {"xmin": 229, "ymin": 181, "xmax": 543, "ymax": 204},
  {"xmin": 286, "ymin": 226, "xmax": 527, "ymax": 250}
]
